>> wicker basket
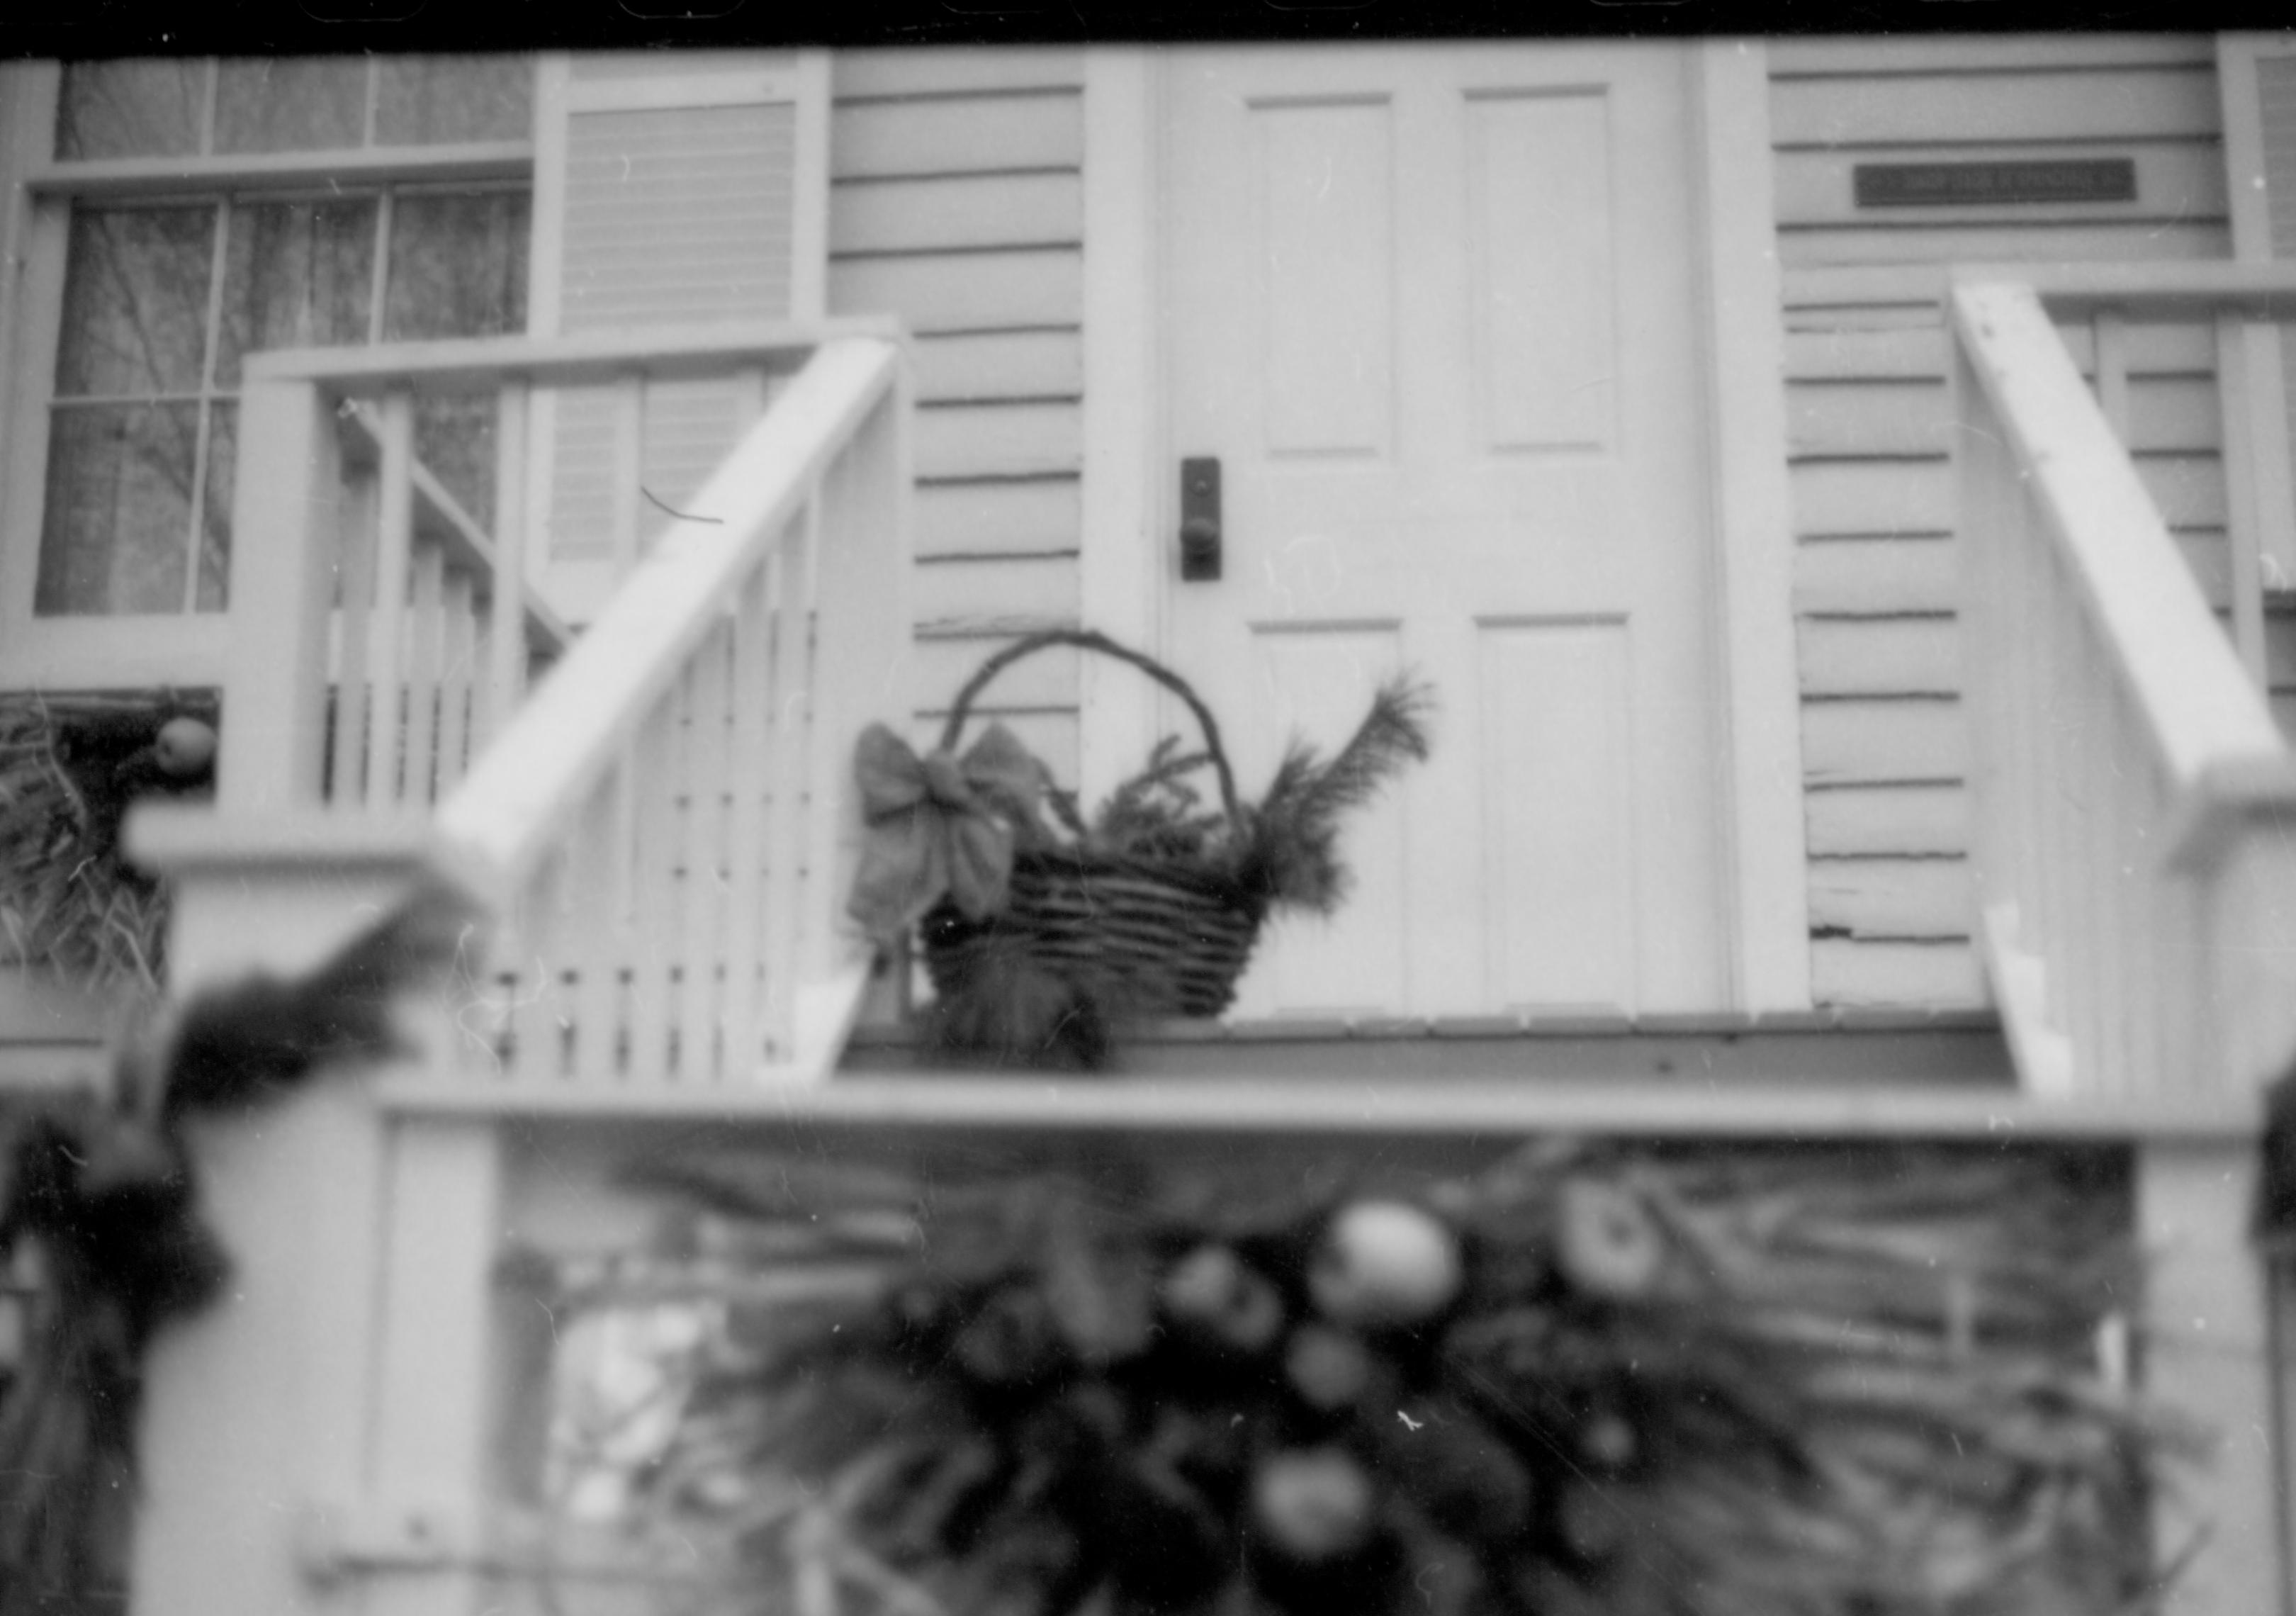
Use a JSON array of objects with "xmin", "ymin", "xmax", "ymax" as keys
[{"xmin": 918, "ymin": 629, "xmax": 1267, "ymax": 1024}]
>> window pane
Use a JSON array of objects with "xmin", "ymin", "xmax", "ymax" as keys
[
  {"xmin": 37, "ymin": 404, "xmax": 198, "ymax": 616},
  {"xmin": 376, "ymin": 57, "xmax": 534, "ymax": 146},
  {"xmin": 198, "ymin": 403, "xmax": 235, "ymax": 612},
  {"xmin": 214, "ymin": 57, "xmax": 368, "ymax": 154},
  {"xmin": 55, "ymin": 207, "xmax": 216, "ymax": 398},
  {"xmin": 415, "ymin": 396, "xmax": 497, "ymax": 531},
  {"xmin": 56, "ymin": 60, "xmax": 206, "ymax": 160},
  {"xmin": 215, "ymin": 198, "xmax": 378, "ymax": 388},
  {"xmin": 384, "ymin": 190, "xmax": 529, "ymax": 340}
]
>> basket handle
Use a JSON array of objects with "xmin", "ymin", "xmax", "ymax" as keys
[{"xmin": 936, "ymin": 628, "xmax": 1244, "ymax": 826}]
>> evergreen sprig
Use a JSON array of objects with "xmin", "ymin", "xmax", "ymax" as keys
[
  {"xmin": 1054, "ymin": 674, "xmax": 1435, "ymax": 909},
  {"xmin": 1235, "ymin": 675, "xmax": 1434, "ymax": 914}
]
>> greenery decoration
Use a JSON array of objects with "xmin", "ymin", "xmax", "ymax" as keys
[
  {"xmin": 535, "ymin": 1136, "xmax": 2198, "ymax": 1616},
  {"xmin": 0, "ymin": 882, "xmax": 471, "ymax": 1615}
]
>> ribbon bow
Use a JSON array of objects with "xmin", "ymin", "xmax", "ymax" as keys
[{"xmin": 846, "ymin": 722, "xmax": 1052, "ymax": 938}]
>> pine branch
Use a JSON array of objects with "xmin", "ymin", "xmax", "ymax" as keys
[{"xmin": 1239, "ymin": 675, "xmax": 1434, "ymax": 914}]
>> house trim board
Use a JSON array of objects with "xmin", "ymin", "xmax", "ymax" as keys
[
  {"xmin": 0, "ymin": 65, "xmax": 59, "ymax": 690},
  {"xmin": 789, "ymin": 51, "xmax": 831, "ymax": 323},
  {"xmin": 1077, "ymin": 40, "xmax": 1814, "ymax": 1014},
  {"xmin": 1693, "ymin": 38, "xmax": 1815, "ymax": 1014},
  {"xmin": 1077, "ymin": 48, "xmax": 1163, "ymax": 808},
  {"xmin": 2219, "ymin": 32, "xmax": 2284, "ymax": 264},
  {"xmin": 2216, "ymin": 32, "xmax": 2296, "ymax": 592}
]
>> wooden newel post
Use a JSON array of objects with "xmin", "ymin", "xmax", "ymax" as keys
[
  {"xmin": 122, "ymin": 809, "xmax": 504, "ymax": 1616},
  {"xmin": 220, "ymin": 371, "xmax": 345, "ymax": 815},
  {"xmin": 2152, "ymin": 761, "xmax": 2296, "ymax": 1612},
  {"xmin": 2173, "ymin": 758, "xmax": 2296, "ymax": 1103}
]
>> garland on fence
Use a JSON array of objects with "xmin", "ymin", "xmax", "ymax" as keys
[
  {"xmin": 545, "ymin": 1139, "xmax": 2208, "ymax": 1616},
  {"xmin": 0, "ymin": 882, "xmax": 471, "ymax": 1615}
]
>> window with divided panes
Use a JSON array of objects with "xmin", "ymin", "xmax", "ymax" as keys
[{"xmin": 35, "ymin": 56, "xmax": 534, "ymax": 618}]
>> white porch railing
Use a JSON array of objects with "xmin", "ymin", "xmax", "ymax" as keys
[
  {"xmin": 1952, "ymin": 267, "xmax": 2296, "ymax": 1104},
  {"xmin": 218, "ymin": 322, "xmax": 913, "ymax": 1086},
  {"xmin": 99, "ymin": 291, "xmax": 2296, "ymax": 1615},
  {"xmin": 223, "ymin": 349, "xmax": 570, "ymax": 817},
  {"xmin": 325, "ymin": 399, "xmax": 573, "ymax": 811},
  {"xmin": 436, "ymin": 335, "xmax": 911, "ymax": 1084}
]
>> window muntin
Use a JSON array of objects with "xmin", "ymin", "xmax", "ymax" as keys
[{"xmin": 36, "ymin": 58, "xmax": 533, "ymax": 620}]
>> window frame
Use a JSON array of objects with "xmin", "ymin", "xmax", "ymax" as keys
[{"xmin": 0, "ymin": 57, "xmax": 540, "ymax": 693}]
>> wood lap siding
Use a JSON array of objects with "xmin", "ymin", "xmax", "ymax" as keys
[
  {"xmin": 828, "ymin": 51, "xmax": 1086, "ymax": 780},
  {"xmin": 1772, "ymin": 35, "xmax": 2231, "ymax": 1008}
]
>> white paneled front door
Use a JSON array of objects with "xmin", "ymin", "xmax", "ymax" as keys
[{"xmin": 1161, "ymin": 43, "xmax": 1729, "ymax": 1020}]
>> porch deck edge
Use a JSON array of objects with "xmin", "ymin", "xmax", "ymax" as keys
[{"xmin": 372, "ymin": 1073, "xmax": 2256, "ymax": 1143}]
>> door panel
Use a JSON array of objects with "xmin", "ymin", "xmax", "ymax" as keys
[{"xmin": 1162, "ymin": 44, "xmax": 1727, "ymax": 1019}]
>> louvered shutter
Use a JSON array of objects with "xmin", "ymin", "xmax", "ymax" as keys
[{"xmin": 529, "ymin": 51, "xmax": 828, "ymax": 619}]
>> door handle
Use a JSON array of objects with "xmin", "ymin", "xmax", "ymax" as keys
[{"xmin": 1179, "ymin": 456, "xmax": 1221, "ymax": 581}]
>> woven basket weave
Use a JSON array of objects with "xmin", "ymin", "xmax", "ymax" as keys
[{"xmin": 918, "ymin": 629, "xmax": 1266, "ymax": 1023}]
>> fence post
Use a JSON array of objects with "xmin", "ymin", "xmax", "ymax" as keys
[
  {"xmin": 122, "ymin": 809, "xmax": 496, "ymax": 1616},
  {"xmin": 2139, "ymin": 1135, "xmax": 2283, "ymax": 1615},
  {"xmin": 218, "ymin": 374, "xmax": 343, "ymax": 814},
  {"xmin": 801, "ymin": 356, "xmax": 912, "ymax": 983}
]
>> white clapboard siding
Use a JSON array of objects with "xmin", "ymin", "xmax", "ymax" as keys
[
  {"xmin": 1801, "ymin": 699, "xmax": 1969, "ymax": 787},
  {"xmin": 1790, "ymin": 374, "xmax": 2221, "ymax": 459},
  {"xmin": 915, "ymin": 551, "xmax": 1076, "ymax": 637},
  {"xmin": 916, "ymin": 479, "xmax": 1083, "ymax": 559},
  {"xmin": 834, "ymin": 48, "xmax": 1086, "ymax": 100},
  {"xmin": 1794, "ymin": 537, "xmax": 1959, "ymax": 615},
  {"xmin": 537, "ymin": 57, "xmax": 821, "ymax": 575},
  {"xmin": 1795, "ymin": 531, "xmax": 2241, "ymax": 615},
  {"xmin": 1806, "ymin": 783, "xmax": 1971, "ymax": 857},
  {"xmin": 828, "ymin": 251, "xmax": 1084, "ymax": 336},
  {"xmin": 1797, "ymin": 617, "xmax": 1960, "ymax": 699},
  {"xmin": 1808, "ymin": 856, "xmax": 1974, "ymax": 939},
  {"xmin": 1767, "ymin": 38, "xmax": 2228, "ymax": 1009},
  {"xmin": 911, "ymin": 330, "xmax": 1083, "ymax": 405},
  {"xmin": 913, "ymin": 636, "xmax": 1078, "ymax": 716},
  {"xmin": 1796, "ymin": 450, "xmax": 2225, "ymax": 535},
  {"xmin": 1782, "ymin": 221, "xmax": 2230, "ymax": 269},
  {"xmin": 828, "ymin": 62, "xmax": 1087, "ymax": 737},
  {"xmin": 831, "ymin": 95, "xmax": 1083, "ymax": 180},
  {"xmin": 1771, "ymin": 62, "xmax": 2222, "ymax": 147},
  {"xmin": 1770, "ymin": 36, "xmax": 2217, "ymax": 77},
  {"xmin": 1786, "ymin": 320, "xmax": 2219, "ymax": 378},
  {"xmin": 832, "ymin": 173, "xmax": 1083, "ymax": 255},
  {"xmin": 1813, "ymin": 938, "xmax": 1986, "ymax": 1006},
  {"xmin": 913, "ymin": 400, "xmax": 1080, "ymax": 481}
]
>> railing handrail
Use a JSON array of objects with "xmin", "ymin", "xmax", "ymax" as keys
[
  {"xmin": 1950, "ymin": 260, "xmax": 2296, "ymax": 321},
  {"xmin": 240, "ymin": 315, "xmax": 906, "ymax": 395},
  {"xmin": 433, "ymin": 335, "xmax": 904, "ymax": 898},
  {"xmin": 1783, "ymin": 260, "xmax": 2296, "ymax": 315},
  {"xmin": 1950, "ymin": 280, "xmax": 2294, "ymax": 800}
]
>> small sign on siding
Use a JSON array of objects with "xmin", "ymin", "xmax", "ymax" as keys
[{"xmin": 1853, "ymin": 158, "xmax": 2138, "ymax": 208}]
